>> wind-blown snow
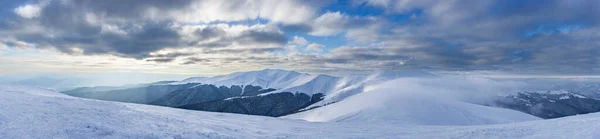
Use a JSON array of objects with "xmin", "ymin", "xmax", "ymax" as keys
[
  {"xmin": 1, "ymin": 84, "xmax": 600, "ymax": 138},
  {"xmin": 286, "ymin": 77, "xmax": 540, "ymax": 125}
]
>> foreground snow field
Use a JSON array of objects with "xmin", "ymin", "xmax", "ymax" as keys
[{"xmin": 1, "ymin": 84, "xmax": 599, "ymax": 139}]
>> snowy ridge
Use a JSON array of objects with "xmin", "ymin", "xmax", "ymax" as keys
[
  {"xmin": 173, "ymin": 69, "xmax": 305, "ymax": 88},
  {"xmin": 173, "ymin": 69, "xmax": 335, "ymax": 95},
  {"xmin": 172, "ymin": 69, "xmax": 436, "ymax": 106},
  {"xmin": 0, "ymin": 84, "xmax": 67, "ymax": 98},
  {"xmin": 2, "ymin": 84, "xmax": 600, "ymax": 138},
  {"xmin": 285, "ymin": 78, "xmax": 541, "ymax": 125}
]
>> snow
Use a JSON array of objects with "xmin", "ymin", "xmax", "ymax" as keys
[
  {"xmin": 1, "ymin": 84, "xmax": 600, "ymax": 138},
  {"xmin": 177, "ymin": 77, "xmax": 207, "ymax": 83},
  {"xmin": 541, "ymin": 90, "xmax": 587, "ymax": 99},
  {"xmin": 172, "ymin": 69, "xmax": 437, "ymax": 108},
  {"xmin": 172, "ymin": 69, "xmax": 338, "ymax": 95},
  {"xmin": 547, "ymin": 90, "xmax": 571, "ymax": 95},
  {"xmin": 285, "ymin": 78, "xmax": 541, "ymax": 125}
]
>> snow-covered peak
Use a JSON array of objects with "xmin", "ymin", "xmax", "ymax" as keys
[
  {"xmin": 178, "ymin": 77, "xmax": 208, "ymax": 83},
  {"xmin": 172, "ymin": 69, "xmax": 438, "ymax": 100},
  {"xmin": 171, "ymin": 69, "xmax": 337, "ymax": 95},
  {"xmin": 173, "ymin": 69, "xmax": 301, "ymax": 85}
]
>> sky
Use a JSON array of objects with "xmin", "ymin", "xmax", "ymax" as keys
[{"xmin": 1, "ymin": 0, "xmax": 600, "ymax": 77}]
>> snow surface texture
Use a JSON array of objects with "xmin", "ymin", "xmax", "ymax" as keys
[
  {"xmin": 1, "ymin": 84, "xmax": 600, "ymax": 138},
  {"xmin": 286, "ymin": 78, "xmax": 541, "ymax": 125}
]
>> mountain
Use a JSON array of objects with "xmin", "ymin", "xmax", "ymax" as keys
[
  {"xmin": 61, "ymin": 69, "xmax": 600, "ymax": 120},
  {"xmin": 285, "ymin": 78, "xmax": 541, "ymax": 125},
  {"xmin": 172, "ymin": 69, "xmax": 437, "ymax": 108},
  {"xmin": 491, "ymin": 90, "xmax": 600, "ymax": 119},
  {"xmin": 3, "ymin": 84, "xmax": 600, "ymax": 138},
  {"xmin": 7, "ymin": 76, "xmax": 89, "ymax": 91},
  {"xmin": 179, "ymin": 92, "xmax": 324, "ymax": 117},
  {"xmin": 61, "ymin": 81, "xmax": 177, "ymax": 96},
  {"xmin": 304, "ymin": 70, "xmax": 437, "ymax": 109},
  {"xmin": 172, "ymin": 69, "xmax": 339, "ymax": 95},
  {"xmin": 63, "ymin": 69, "xmax": 436, "ymax": 117},
  {"xmin": 550, "ymin": 82, "xmax": 600, "ymax": 99},
  {"xmin": 63, "ymin": 83, "xmax": 324, "ymax": 117},
  {"xmin": 65, "ymin": 83, "xmax": 199, "ymax": 104}
]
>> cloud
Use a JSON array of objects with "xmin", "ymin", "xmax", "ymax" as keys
[
  {"xmin": 146, "ymin": 58, "xmax": 175, "ymax": 63},
  {"xmin": 0, "ymin": 0, "xmax": 307, "ymax": 61},
  {"xmin": 181, "ymin": 57, "xmax": 211, "ymax": 65},
  {"xmin": 3, "ymin": 0, "xmax": 600, "ymax": 74},
  {"xmin": 308, "ymin": 0, "xmax": 600, "ymax": 74},
  {"xmin": 306, "ymin": 43, "xmax": 325, "ymax": 52},
  {"xmin": 291, "ymin": 36, "xmax": 308, "ymax": 45},
  {"xmin": 14, "ymin": 4, "xmax": 42, "ymax": 19},
  {"xmin": 163, "ymin": 0, "xmax": 321, "ymax": 24},
  {"xmin": 1, "ymin": 1, "xmax": 289, "ymax": 60},
  {"xmin": 309, "ymin": 11, "xmax": 380, "ymax": 36}
]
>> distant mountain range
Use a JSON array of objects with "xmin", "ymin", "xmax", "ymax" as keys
[
  {"xmin": 61, "ymin": 69, "xmax": 600, "ymax": 120},
  {"xmin": 61, "ymin": 69, "xmax": 435, "ymax": 117},
  {"xmin": 490, "ymin": 90, "xmax": 600, "ymax": 119}
]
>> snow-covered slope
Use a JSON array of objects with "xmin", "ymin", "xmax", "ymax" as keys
[
  {"xmin": 286, "ymin": 78, "xmax": 541, "ymax": 125},
  {"xmin": 172, "ymin": 69, "xmax": 338, "ymax": 95},
  {"xmin": 2, "ymin": 84, "xmax": 600, "ymax": 138},
  {"xmin": 308, "ymin": 70, "xmax": 437, "ymax": 107},
  {"xmin": 172, "ymin": 69, "xmax": 436, "ymax": 106}
]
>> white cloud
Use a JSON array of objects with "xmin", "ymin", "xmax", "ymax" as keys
[
  {"xmin": 14, "ymin": 4, "xmax": 42, "ymax": 19},
  {"xmin": 291, "ymin": 36, "xmax": 308, "ymax": 45},
  {"xmin": 306, "ymin": 43, "xmax": 325, "ymax": 52},
  {"xmin": 309, "ymin": 11, "xmax": 381, "ymax": 39},
  {"xmin": 168, "ymin": 0, "xmax": 318, "ymax": 24},
  {"xmin": 310, "ymin": 12, "xmax": 346, "ymax": 36},
  {"xmin": 345, "ymin": 24, "xmax": 381, "ymax": 42}
]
